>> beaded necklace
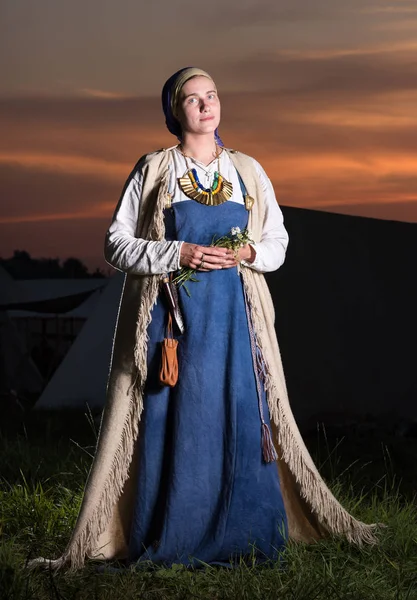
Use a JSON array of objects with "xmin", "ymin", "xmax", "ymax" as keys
[{"xmin": 177, "ymin": 145, "xmax": 233, "ymax": 206}]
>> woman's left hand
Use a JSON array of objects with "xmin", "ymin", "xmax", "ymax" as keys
[{"xmin": 235, "ymin": 244, "xmax": 256, "ymax": 264}]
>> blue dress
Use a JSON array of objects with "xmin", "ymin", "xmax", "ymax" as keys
[{"xmin": 129, "ymin": 200, "xmax": 288, "ymax": 566}]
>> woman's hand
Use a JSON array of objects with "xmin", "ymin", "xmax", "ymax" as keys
[
  {"xmin": 180, "ymin": 243, "xmax": 236, "ymax": 271},
  {"xmin": 235, "ymin": 244, "xmax": 256, "ymax": 264}
]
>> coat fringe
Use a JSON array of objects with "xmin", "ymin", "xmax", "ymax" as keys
[
  {"xmin": 26, "ymin": 166, "xmax": 170, "ymax": 571},
  {"xmin": 241, "ymin": 269, "xmax": 378, "ymax": 545}
]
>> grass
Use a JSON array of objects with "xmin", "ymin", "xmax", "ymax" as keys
[{"xmin": 1, "ymin": 411, "xmax": 417, "ymax": 599}]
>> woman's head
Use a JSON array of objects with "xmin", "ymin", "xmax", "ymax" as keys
[{"xmin": 161, "ymin": 67, "xmax": 223, "ymax": 145}]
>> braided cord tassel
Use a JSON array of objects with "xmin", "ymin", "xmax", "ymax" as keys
[{"xmin": 243, "ymin": 287, "xmax": 278, "ymax": 463}]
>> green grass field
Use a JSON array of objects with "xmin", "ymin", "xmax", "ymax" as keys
[{"xmin": 1, "ymin": 411, "xmax": 417, "ymax": 599}]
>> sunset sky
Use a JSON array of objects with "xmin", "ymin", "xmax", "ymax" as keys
[{"xmin": 1, "ymin": 0, "xmax": 417, "ymax": 270}]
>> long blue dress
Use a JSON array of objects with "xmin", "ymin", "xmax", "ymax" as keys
[{"xmin": 129, "ymin": 200, "xmax": 288, "ymax": 566}]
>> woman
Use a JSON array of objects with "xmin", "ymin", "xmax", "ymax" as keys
[{"xmin": 29, "ymin": 67, "xmax": 376, "ymax": 570}]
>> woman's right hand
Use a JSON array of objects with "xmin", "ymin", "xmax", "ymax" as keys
[{"xmin": 180, "ymin": 243, "xmax": 236, "ymax": 271}]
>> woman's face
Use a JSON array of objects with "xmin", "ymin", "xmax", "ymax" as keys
[{"xmin": 177, "ymin": 75, "xmax": 221, "ymax": 137}]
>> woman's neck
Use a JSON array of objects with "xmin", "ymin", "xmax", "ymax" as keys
[{"xmin": 179, "ymin": 135, "xmax": 219, "ymax": 166}]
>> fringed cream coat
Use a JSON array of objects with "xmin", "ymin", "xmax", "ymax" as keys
[{"xmin": 29, "ymin": 148, "xmax": 377, "ymax": 570}]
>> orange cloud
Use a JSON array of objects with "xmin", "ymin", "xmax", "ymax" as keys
[
  {"xmin": 258, "ymin": 40, "xmax": 417, "ymax": 62},
  {"xmin": 0, "ymin": 202, "xmax": 114, "ymax": 225},
  {"xmin": 78, "ymin": 89, "xmax": 135, "ymax": 100},
  {"xmin": 0, "ymin": 152, "xmax": 129, "ymax": 181},
  {"xmin": 361, "ymin": 6, "xmax": 417, "ymax": 15}
]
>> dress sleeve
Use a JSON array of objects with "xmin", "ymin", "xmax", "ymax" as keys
[
  {"xmin": 104, "ymin": 165, "xmax": 183, "ymax": 275},
  {"xmin": 241, "ymin": 159, "xmax": 289, "ymax": 273}
]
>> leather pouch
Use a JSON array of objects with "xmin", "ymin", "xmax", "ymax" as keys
[{"xmin": 159, "ymin": 312, "xmax": 179, "ymax": 387}]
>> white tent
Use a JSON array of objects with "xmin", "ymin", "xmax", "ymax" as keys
[
  {"xmin": 35, "ymin": 273, "xmax": 124, "ymax": 410},
  {"xmin": 0, "ymin": 266, "xmax": 43, "ymax": 397}
]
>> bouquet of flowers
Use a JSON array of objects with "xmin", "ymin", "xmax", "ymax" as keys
[{"xmin": 173, "ymin": 226, "xmax": 254, "ymax": 296}]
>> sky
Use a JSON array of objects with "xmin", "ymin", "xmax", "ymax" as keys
[{"xmin": 1, "ymin": 0, "xmax": 417, "ymax": 270}]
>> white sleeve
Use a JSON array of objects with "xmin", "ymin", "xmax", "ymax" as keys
[
  {"xmin": 104, "ymin": 166, "xmax": 183, "ymax": 275},
  {"xmin": 241, "ymin": 159, "xmax": 289, "ymax": 273}
]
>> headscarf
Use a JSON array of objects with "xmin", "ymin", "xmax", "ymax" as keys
[{"xmin": 161, "ymin": 67, "xmax": 224, "ymax": 146}]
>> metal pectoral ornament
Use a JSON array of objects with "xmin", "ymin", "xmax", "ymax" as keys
[
  {"xmin": 178, "ymin": 145, "xmax": 234, "ymax": 206},
  {"xmin": 178, "ymin": 168, "xmax": 233, "ymax": 206}
]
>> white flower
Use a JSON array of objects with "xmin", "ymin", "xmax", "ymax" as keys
[{"xmin": 230, "ymin": 226, "xmax": 241, "ymax": 235}]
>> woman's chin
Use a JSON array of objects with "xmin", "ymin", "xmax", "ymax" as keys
[
  {"xmin": 199, "ymin": 123, "xmax": 220, "ymax": 135},
  {"xmin": 183, "ymin": 121, "xmax": 220, "ymax": 137}
]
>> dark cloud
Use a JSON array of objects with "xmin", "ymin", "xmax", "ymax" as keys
[
  {"xmin": 221, "ymin": 99, "xmax": 417, "ymax": 156},
  {"xmin": 381, "ymin": 174, "xmax": 417, "ymax": 190},
  {"xmin": 315, "ymin": 201, "xmax": 417, "ymax": 222},
  {"xmin": 218, "ymin": 45, "xmax": 417, "ymax": 97},
  {"xmin": 199, "ymin": 0, "xmax": 358, "ymax": 28},
  {"xmin": 0, "ymin": 164, "xmax": 120, "ymax": 220},
  {"xmin": 0, "ymin": 96, "xmax": 159, "ymax": 127},
  {"xmin": 0, "ymin": 217, "xmax": 111, "ymax": 271},
  {"xmin": 0, "ymin": 96, "xmax": 173, "ymax": 162}
]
